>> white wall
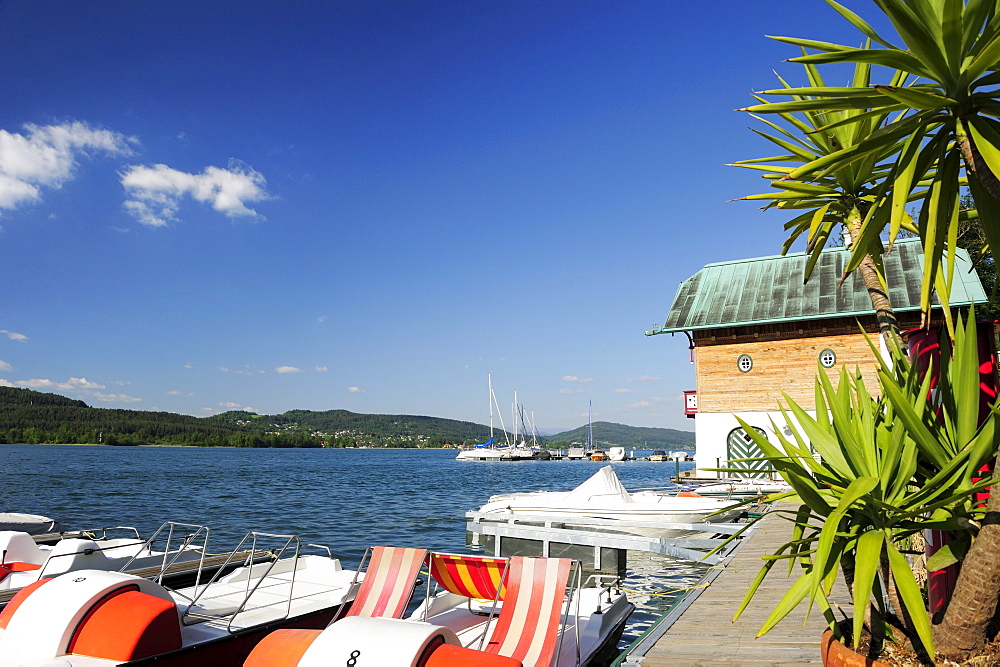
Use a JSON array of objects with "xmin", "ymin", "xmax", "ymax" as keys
[{"xmin": 693, "ymin": 410, "xmax": 814, "ymax": 479}]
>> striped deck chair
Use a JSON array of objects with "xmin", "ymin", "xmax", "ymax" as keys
[
  {"xmin": 482, "ymin": 556, "xmax": 580, "ymax": 667},
  {"xmin": 334, "ymin": 546, "xmax": 428, "ymax": 622},
  {"xmin": 424, "ymin": 552, "xmax": 509, "ymax": 624}
]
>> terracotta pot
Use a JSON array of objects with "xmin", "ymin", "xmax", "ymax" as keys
[{"xmin": 820, "ymin": 630, "xmax": 889, "ymax": 667}]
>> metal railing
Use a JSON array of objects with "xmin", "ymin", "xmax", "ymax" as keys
[
  {"xmin": 179, "ymin": 531, "xmax": 301, "ymax": 633},
  {"xmin": 115, "ymin": 521, "xmax": 210, "ymax": 586}
]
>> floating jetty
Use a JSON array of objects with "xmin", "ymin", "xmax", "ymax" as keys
[
  {"xmin": 465, "ymin": 508, "xmax": 755, "ymax": 571},
  {"xmin": 615, "ymin": 505, "xmax": 854, "ymax": 665}
]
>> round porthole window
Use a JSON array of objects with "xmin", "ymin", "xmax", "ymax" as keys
[
  {"xmin": 737, "ymin": 354, "xmax": 753, "ymax": 373},
  {"xmin": 819, "ymin": 348, "xmax": 837, "ymax": 368}
]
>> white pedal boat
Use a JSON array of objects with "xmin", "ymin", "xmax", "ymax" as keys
[
  {"xmin": 246, "ymin": 552, "xmax": 633, "ymax": 667},
  {"xmin": 476, "ymin": 466, "xmax": 743, "ymax": 537},
  {"xmin": 0, "ymin": 533, "xmax": 360, "ymax": 666},
  {"xmin": 0, "ymin": 522, "xmax": 210, "ymax": 603}
]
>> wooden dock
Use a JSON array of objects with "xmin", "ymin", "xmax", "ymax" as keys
[{"xmin": 626, "ymin": 506, "xmax": 853, "ymax": 666}]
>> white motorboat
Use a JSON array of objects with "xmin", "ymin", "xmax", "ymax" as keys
[
  {"xmin": 455, "ymin": 439, "xmax": 513, "ymax": 461},
  {"xmin": 0, "ymin": 513, "xmax": 63, "ymax": 535},
  {"xmin": 608, "ymin": 446, "xmax": 627, "ymax": 461},
  {"xmin": 246, "ymin": 552, "xmax": 633, "ymax": 667},
  {"xmin": 476, "ymin": 466, "xmax": 743, "ymax": 537},
  {"xmin": 0, "ymin": 522, "xmax": 212, "ymax": 603},
  {"xmin": 0, "ymin": 532, "xmax": 361, "ymax": 666}
]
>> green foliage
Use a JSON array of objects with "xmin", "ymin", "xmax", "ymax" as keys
[
  {"xmin": 205, "ymin": 409, "xmax": 503, "ymax": 447},
  {"xmin": 734, "ymin": 58, "xmax": 918, "ymax": 282},
  {"xmin": 743, "ymin": 0, "xmax": 1000, "ymax": 328},
  {"xmin": 544, "ymin": 422, "xmax": 694, "ymax": 449},
  {"xmin": 732, "ymin": 313, "xmax": 999, "ymax": 656},
  {"xmin": 0, "ymin": 388, "xmax": 319, "ymax": 448}
]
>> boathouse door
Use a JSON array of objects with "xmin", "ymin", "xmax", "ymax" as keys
[{"xmin": 725, "ymin": 426, "xmax": 773, "ymax": 479}]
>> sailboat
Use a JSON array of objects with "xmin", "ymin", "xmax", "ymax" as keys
[{"xmin": 455, "ymin": 375, "xmax": 512, "ymax": 461}]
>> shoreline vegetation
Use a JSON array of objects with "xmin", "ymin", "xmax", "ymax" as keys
[{"xmin": 0, "ymin": 386, "xmax": 694, "ymax": 450}]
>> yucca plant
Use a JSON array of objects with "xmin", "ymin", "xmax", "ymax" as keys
[{"xmin": 732, "ymin": 311, "xmax": 999, "ymax": 659}]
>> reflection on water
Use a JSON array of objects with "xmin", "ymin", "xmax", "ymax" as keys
[{"xmin": 2, "ymin": 445, "xmax": 705, "ymax": 648}]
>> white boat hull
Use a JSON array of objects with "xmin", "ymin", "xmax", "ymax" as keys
[{"xmin": 477, "ymin": 466, "xmax": 743, "ymax": 538}]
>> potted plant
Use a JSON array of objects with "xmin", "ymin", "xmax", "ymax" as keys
[{"xmin": 730, "ymin": 312, "xmax": 998, "ymax": 663}]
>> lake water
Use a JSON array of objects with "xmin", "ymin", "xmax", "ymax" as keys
[{"xmin": 1, "ymin": 444, "xmax": 708, "ymax": 650}]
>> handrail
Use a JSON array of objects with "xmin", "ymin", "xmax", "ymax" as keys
[
  {"xmin": 303, "ymin": 543, "xmax": 333, "ymax": 558},
  {"xmin": 116, "ymin": 521, "xmax": 210, "ymax": 586},
  {"xmin": 180, "ymin": 531, "xmax": 302, "ymax": 634}
]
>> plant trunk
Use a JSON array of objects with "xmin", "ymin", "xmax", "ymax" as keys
[
  {"xmin": 934, "ymin": 453, "xmax": 1000, "ymax": 656},
  {"xmin": 957, "ymin": 126, "xmax": 1000, "ymax": 203},
  {"xmin": 932, "ymin": 128, "xmax": 1000, "ymax": 657},
  {"xmin": 845, "ymin": 212, "xmax": 899, "ymax": 338}
]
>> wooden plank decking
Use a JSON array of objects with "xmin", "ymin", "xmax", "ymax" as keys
[{"xmin": 639, "ymin": 507, "xmax": 853, "ymax": 666}]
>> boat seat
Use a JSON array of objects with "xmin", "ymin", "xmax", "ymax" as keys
[
  {"xmin": 424, "ymin": 552, "xmax": 509, "ymax": 625},
  {"xmin": 41, "ymin": 538, "xmax": 111, "ymax": 576},
  {"xmin": 0, "ymin": 531, "xmax": 45, "ymax": 566},
  {"xmin": 333, "ymin": 546, "xmax": 427, "ymax": 622},
  {"xmin": 483, "ymin": 556, "xmax": 577, "ymax": 667}
]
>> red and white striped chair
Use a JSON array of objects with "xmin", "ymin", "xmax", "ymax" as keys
[
  {"xmin": 337, "ymin": 545, "xmax": 428, "ymax": 620},
  {"xmin": 481, "ymin": 556, "xmax": 579, "ymax": 667}
]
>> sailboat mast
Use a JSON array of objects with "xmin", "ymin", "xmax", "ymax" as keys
[
  {"xmin": 588, "ymin": 399, "xmax": 593, "ymax": 450},
  {"xmin": 488, "ymin": 373, "xmax": 494, "ymax": 446},
  {"xmin": 513, "ymin": 391, "xmax": 518, "ymax": 444}
]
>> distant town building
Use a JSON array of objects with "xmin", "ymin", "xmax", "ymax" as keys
[{"xmin": 646, "ymin": 239, "xmax": 987, "ymax": 479}]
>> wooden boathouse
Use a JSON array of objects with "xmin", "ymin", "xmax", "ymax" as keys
[{"xmin": 645, "ymin": 238, "xmax": 986, "ymax": 479}]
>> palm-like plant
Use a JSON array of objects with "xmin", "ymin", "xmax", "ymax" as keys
[
  {"xmin": 744, "ymin": 0, "xmax": 999, "ymax": 329},
  {"xmin": 734, "ymin": 313, "xmax": 998, "ymax": 658},
  {"xmin": 734, "ymin": 59, "xmax": 922, "ymax": 335}
]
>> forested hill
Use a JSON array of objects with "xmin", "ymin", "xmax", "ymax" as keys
[
  {"xmin": 0, "ymin": 387, "xmax": 316, "ymax": 447},
  {"xmin": 0, "ymin": 386, "xmax": 694, "ymax": 450},
  {"xmin": 204, "ymin": 409, "xmax": 500, "ymax": 447},
  {"xmin": 546, "ymin": 421, "xmax": 694, "ymax": 449}
]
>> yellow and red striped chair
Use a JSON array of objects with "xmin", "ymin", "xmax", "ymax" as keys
[
  {"xmin": 482, "ymin": 556, "xmax": 579, "ymax": 667},
  {"xmin": 337, "ymin": 546, "xmax": 428, "ymax": 620},
  {"xmin": 425, "ymin": 552, "xmax": 509, "ymax": 614}
]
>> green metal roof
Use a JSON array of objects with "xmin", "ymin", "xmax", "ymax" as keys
[{"xmin": 648, "ymin": 239, "xmax": 987, "ymax": 335}]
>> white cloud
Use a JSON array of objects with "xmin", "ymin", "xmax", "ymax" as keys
[
  {"xmin": 121, "ymin": 159, "xmax": 271, "ymax": 227},
  {"xmin": 0, "ymin": 360, "xmax": 11, "ymax": 372},
  {"xmin": 184, "ymin": 363, "xmax": 194, "ymax": 369},
  {"xmin": 0, "ymin": 330, "xmax": 28, "ymax": 341},
  {"xmin": 559, "ymin": 388, "xmax": 583, "ymax": 395},
  {"xmin": 627, "ymin": 400, "xmax": 652, "ymax": 409},
  {"xmin": 167, "ymin": 390, "xmax": 194, "ymax": 397},
  {"xmin": 315, "ymin": 365, "xmax": 328, "ymax": 373},
  {"xmin": 347, "ymin": 386, "xmax": 364, "ymax": 393},
  {"xmin": 276, "ymin": 366, "xmax": 302, "ymax": 374},
  {"xmin": 16, "ymin": 377, "xmax": 105, "ymax": 391},
  {"xmin": 0, "ymin": 379, "xmax": 13, "ymax": 387},
  {"xmin": 562, "ymin": 376, "xmax": 593, "ymax": 383},
  {"xmin": 0, "ymin": 122, "xmax": 135, "ymax": 211},
  {"xmin": 614, "ymin": 388, "xmax": 632, "ymax": 393},
  {"xmin": 91, "ymin": 391, "xmax": 141, "ymax": 403},
  {"xmin": 628, "ymin": 375, "xmax": 660, "ymax": 383},
  {"xmin": 219, "ymin": 401, "xmax": 242, "ymax": 408}
]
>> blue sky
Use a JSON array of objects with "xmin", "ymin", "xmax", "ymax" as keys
[{"xmin": 0, "ymin": 1, "xmax": 889, "ymax": 431}]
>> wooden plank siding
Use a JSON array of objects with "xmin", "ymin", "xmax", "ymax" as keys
[
  {"xmin": 689, "ymin": 311, "xmax": 930, "ymax": 413},
  {"xmin": 694, "ymin": 332, "xmax": 882, "ymax": 413}
]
